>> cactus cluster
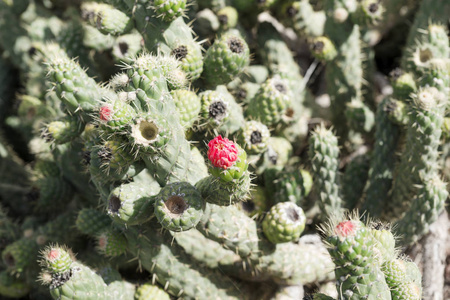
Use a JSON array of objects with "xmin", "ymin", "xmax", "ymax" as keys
[{"xmin": 0, "ymin": 0, "xmax": 449, "ymax": 299}]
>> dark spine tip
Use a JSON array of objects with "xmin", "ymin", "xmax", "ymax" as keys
[
  {"xmin": 209, "ymin": 101, "xmax": 227, "ymax": 120},
  {"xmin": 286, "ymin": 207, "xmax": 300, "ymax": 222},
  {"xmin": 286, "ymin": 6, "xmax": 298, "ymax": 17},
  {"xmin": 237, "ymin": 89, "xmax": 247, "ymax": 100},
  {"xmin": 97, "ymin": 147, "xmax": 112, "ymax": 162},
  {"xmin": 218, "ymin": 14, "xmax": 228, "ymax": 25},
  {"xmin": 172, "ymin": 45, "xmax": 188, "ymax": 60},
  {"xmin": 312, "ymin": 41, "xmax": 325, "ymax": 53},
  {"xmin": 40, "ymin": 128, "xmax": 54, "ymax": 143},
  {"xmin": 274, "ymin": 83, "xmax": 287, "ymax": 93},
  {"xmin": 389, "ymin": 68, "xmax": 403, "ymax": 80},
  {"xmin": 81, "ymin": 151, "xmax": 91, "ymax": 166},
  {"xmin": 118, "ymin": 42, "xmax": 129, "ymax": 55},
  {"xmin": 109, "ymin": 196, "xmax": 121, "ymax": 213},
  {"xmin": 227, "ymin": 37, "xmax": 244, "ymax": 54},
  {"xmin": 250, "ymin": 131, "xmax": 262, "ymax": 144},
  {"xmin": 368, "ymin": 3, "xmax": 379, "ymax": 13}
]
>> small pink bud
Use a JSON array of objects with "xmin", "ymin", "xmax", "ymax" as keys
[
  {"xmin": 335, "ymin": 220, "xmax": 356, "ymax": 237},
  {"xmin": 207, "ymin": 136, "xmax": 239, "ymax": 169},
  {"xmin": 100, "ymin": 106, "xmax": 112, "ymax": 121},
  {"xmin": 47, "ymin": 249, "xmax": 60, "ymax": 261}
]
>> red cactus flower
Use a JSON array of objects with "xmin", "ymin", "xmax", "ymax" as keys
[
  {"xmin": 335, "ymin": 220, "xmax": 356, "ymax": 237},
  {"xmin": 100, "ymin": 106, "xmax": 112, "ymax": 121},
  {"xmin": 208, "ymin": 135, "xmax": 239, "ymax": 169}
]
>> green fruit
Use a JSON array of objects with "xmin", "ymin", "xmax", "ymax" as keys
[
  {"xmin": 203, "ymin": 32, "xmax": 250, "ymax": 86},
  {"xmin": 262, "ymin": 202, "xmax": 306, "ymax": 244}
]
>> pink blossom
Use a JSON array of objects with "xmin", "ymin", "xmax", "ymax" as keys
[
  {"xmin": 100, "ymin": 106, "xmax": 112, "ymax": 121},
  {"xmin": 207, "ymin": 136, "xmax": 238, "ymax": 169}
]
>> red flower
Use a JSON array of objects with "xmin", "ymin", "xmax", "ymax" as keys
[
  {"xmin": 208, "ymin": 136, "xmax": 238, "ymax": 169},
  {"xmin": 335, "ymin": 220, "xmax": 356, "ymax": 237},
  {"xmin": 100, "ymin": 106, "xmax": 112, "ymax": 121}
]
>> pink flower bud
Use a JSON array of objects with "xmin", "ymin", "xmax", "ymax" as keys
[
  {"xmin": 100, "ymin": 106, "xmax": 112, "ymax": 121},
  {"xmin": 207, "ymin": 136, "xmax": 238, "ymax": 169}
]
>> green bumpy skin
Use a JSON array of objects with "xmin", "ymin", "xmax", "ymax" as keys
[
  {"xmin": 0, "ymin": 271, "xmax": 30, "ymax": 298},
  {"xmin": 154, "ymin": 182, "xmax": 205, "ymax": 232},
  {"xmin": 34, "ymin": 159, "xmax": 60, "ymax": 177},
  {"xmin": 76, "ymin": 208, "xmax": 112, "ymax": 236},
  {"xmin": 42, "ymin": 115, "xmax": 85, "ymax": 144},
  {"xmin": 239, "ymin": 120, "xmax": 270, "ymax": 154},
  {"xmin": 325, "ymin": 219, "xmax": 392, "ymax": 300},
  {"xmin": 198, "ymin": 90, "xmax": 230, "ymax": 128},
  {"xmin": 262, "ymin": 202, "xmax": 306, "ymax": 244},
  {"xmin": 125, "ymin": 223, "xmax": 245, "ymax": 300},
  {"xmin": 246, "ymin": 76, "xmax": 293, "ymax": 128},
  {"xmin": 157, "ymin": 55, "xmax": 188, "ymax": 90},
  {"xmin": 390, "ymin": 70, "xmax": 417, "ymax": 101},
  {"xmin": 388, "ymin": 87, "xmax": 445, "ymax": 219},
  {"xmin": 351, "ymin": 0, "xmax": 384, "ymax": 27},
  {"xmin": 154, "ymin": 0, "xmax": 187, "ymax": 21},
  {"xmin": 96, "ymin": 138, "xmax": 134, "ymax": 173},
  {"xmin": 308, "ymin": 125, "xmax": 342, "ymax": 219},
  {"xmin": 171, "ymin": 42, "xmax": 204, "ymax": 81},
  {"xmin": 341, "ymin": 153, "xmax": 370, "ymax": 210},
  {"xmin": 395, "ymin": 175, "xmax": 448, "ymax": 245},
  {"xmin": 345, "ymin": 100, "xmax": 375, "ymax": 134},
  {"xmin": 112, "ymin": 32, "xmax": 143, "ymax": 64},
  {"xmin": 170, "ymin": 89, "xmax": 201, "ymax": 128},
  {"xmin": 209, "ymin": 145, "xmax": 248, "ymax": 183},
  {"xmin": 401, "ymin": 1, "xmax": 450, "ymax": 72},
  {"xmin": 369, "ymin": 223, "xmax": 396, "ymax": 263},
  {"xmin": 217, "ymin": 6, "xmax": 238, "ymax": 30},
  {"xmin": 41, "ymin": 246, "xmax": 73, "ymax": 274},
  {"xmin": 324, "ymin": 1, "xmax": 363, "ymax": 143},
  {"xmin": 391, "ymin": 282, "xmax": 421, "ymax": 300},
  {"xmin": 43, "ymin": 44, "xmax": 103, "ymax": 116},
  {"xmin": 96, "ymin": 228, "xmax": 128, "ymax": 257},
  {"xmin": 34, "ymin": 176, "xmax": 74, "ymax": 211},
  {"xmin": 172, "ymin": 228, "xmax": 240, "ymax": 269},
  {"xmin": 310, "ymin": 36, "xmax": 337, "ymax": 61},
  {"xmin": 128, "ymin": 112, "xmax": 171, "ymax": 156},
  {"xmin": 81, "ymin": 2, "xmax": 132, "ymax": 36},
  {"xmin": 2, "ymin": 238, "xmax": 38, "ymax": 273},
  {"xmin": 195, "ymin": 173, "xmax": 251, "ymax": 206},
  {"xmin": 278, "ymin": 0, "xmax": 326, "ymax": 37},
  {"xmin": 98, "ymin": 97, "xmax": 137, "ymax": 133},
  {"xmin": 198, "ymin": 204, "xmax": 334, "ymax": 284},
  {"xmin": 362, "ymin": 98, "xmax": 400, "ymax": 217},
  {"xmin": 382, "ymin": 257, "xmax": 422, "ymax": 300},
  {"xmin": 267, "ymin": 168, "xmax": 313, "ymax": 207},
  {"xmin": 239, "ymin": 186, "xmax": 268, "ymax": 217},
  {"xmin": 203, "ymin": 32, "xmax": 250, "ymax": 86},
  {"xmin": 384, "ymin": 98, "xmax": 410, "ymax": 126},
  {"xmin": 134, "ymin": 283, "xmax": 170, "ymax": 300},
  {"xmin": 107, "ymin": 178, "xmax": 161, "ymax": 225}
]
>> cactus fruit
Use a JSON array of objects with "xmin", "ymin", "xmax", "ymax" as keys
[{"xmin": 262, "ymin": 202, "xmax": 306, "ymax": 244}]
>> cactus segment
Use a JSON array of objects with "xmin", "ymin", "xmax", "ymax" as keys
[
  {"xmin": 107, "ymin": 179, "xmax": 161, "ymax": 225},
  {"xmin": 154, "ymin": 182, "xmax": 205, "ymax": 232},
  {"xmin": 309, "ymin": 125, "xmax": 342, "ymax": 219},
  {"xmin": 203, "ymin": 32, "xmax": 250, "ymax": 86}
]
